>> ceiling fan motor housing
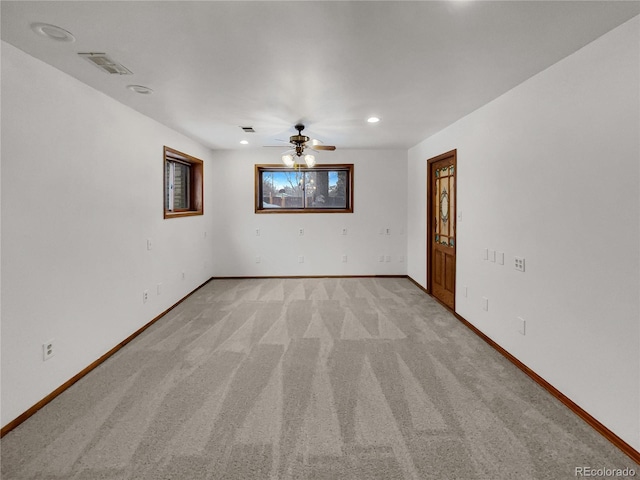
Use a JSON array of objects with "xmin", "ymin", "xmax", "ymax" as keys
[
  {"xmin": 290, "ymin": 134, "xmax": 310, "ymax": 145},
  {"xmin": 290, "ymin": 124, "xmax": 309, "ymax": 156}
]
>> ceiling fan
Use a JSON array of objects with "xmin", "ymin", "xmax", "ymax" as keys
[{"xmin": 265, "ymin": 124, "xmax": 336, "ymax": 167}]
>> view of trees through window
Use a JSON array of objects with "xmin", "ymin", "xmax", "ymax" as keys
[{"xmin": 256, "ymin": 165, "xmax": 353, "ymax": 213}]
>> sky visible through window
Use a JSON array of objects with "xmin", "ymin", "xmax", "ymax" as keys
[{"xmin": 265, "ymin": 171, "xmax": 339, "ymax": 195}]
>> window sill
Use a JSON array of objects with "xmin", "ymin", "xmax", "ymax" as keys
[
  {"xmin": 255, "ymin": 208, "xmax": 353, "ymax": 214},
  {"xmin": 164, "ymin": 210, "xmax": 203, "ymax": 219}
]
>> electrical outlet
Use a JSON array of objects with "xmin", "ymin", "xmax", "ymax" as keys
[
  {"xmin": 299, "ymin": 228, "xmax": 304, "ymax": 236},
  {"xmin": 341, "ymin": 228, "xmax": 347, "ymax": 235},
  {"xmin": 147, "ymin": 239, "xmax": 152, "ymax": 251},
  {"xmin": 43, "ymin": 340, "xmax": 55, "ymax": 361},
  {"xmin": 515, "ymin": 257, "xmax": 525, "ymax": 272},
  {"xmin": 342, "ymin": 255, "xmax": 348, "ymax": 263},
  {"xmin": 298, "ymin": 255, "xmax": 304, "ymax": 263},
  {"xmin": 181, "ymin": 271, "xmax": 186, "ymax": 280},
  {"xmin": 256, "ymin": 228, "xmax": 260, "ymax": 236},
  {"xmin": 386, "ymin": 228, "xmax": 391, "ymax": 235},
  {"xmin": 482, "ymin": 297, "xmax": 489, "ymax": 311},
  {"xmin": 143, "ymin": 290, "xmax": 149, "ymax": 303}
]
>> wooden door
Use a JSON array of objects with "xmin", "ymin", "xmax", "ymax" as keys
[{"xmin": 428, "ymin": 150, "xmax": 456, "ymax": 310}]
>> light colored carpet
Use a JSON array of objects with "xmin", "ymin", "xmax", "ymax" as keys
[{"xmin": 1, "ymin": 277, "xmax": 636, "ymax": 479}]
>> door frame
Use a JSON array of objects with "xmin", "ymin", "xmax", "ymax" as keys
[{"xmin": 426, "ymin": 149, "xmax": 457, "ymax": 311}]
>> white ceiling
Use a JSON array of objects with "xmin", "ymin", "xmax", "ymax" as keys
[{"xmin": 2, "ymin": 1, "xmax": 639, "ymax": 151}]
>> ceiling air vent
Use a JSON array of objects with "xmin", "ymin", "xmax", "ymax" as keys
[
  {"xmin": 78, "ymin": 53, "xmax": 132, "ymax": 75},
  {"xmin": 240, "ymin": 126, "xmax": 255, "ymax": 133}
]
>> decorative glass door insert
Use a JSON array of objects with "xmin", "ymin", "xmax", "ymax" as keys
[{"xmin": 434, "ymin": 165, "xmax": 455, "ymax": 248}]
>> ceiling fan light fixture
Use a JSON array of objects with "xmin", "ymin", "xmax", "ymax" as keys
[
  {"xmin": 304, "ymin": 154, "xmax": 316, "ymax": 167},
  {"xmin": 282, "ymin": 154, "xmax": 295, "ymax": 167},
  {"xmin": 272, "ymin": 124, "xmax": 335, "ymax": 165},
  {"xmin": 367, "ymin": 116, "xmax": 381, "ymax": 123}
]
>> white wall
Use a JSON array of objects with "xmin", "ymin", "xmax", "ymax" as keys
[
  {"xmin": 212, "ymin": 148, "xmax": 407, "ymax": 276},
  {"xmin": 407, "ymin": 17, "xmax": 640, "ymax": 449},
  {"xmin": 1, "ymin": 42, "xmax": 215, "ymax": 428}
]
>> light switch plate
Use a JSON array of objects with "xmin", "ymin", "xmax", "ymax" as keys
[{"xmin": 517, "ymin": 317, "xmax": 526, "ymax": 335}]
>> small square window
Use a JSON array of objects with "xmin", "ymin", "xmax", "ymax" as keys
[{"xmin": 164, "ymin": 146, "xmax": 203, "ymax": 218}]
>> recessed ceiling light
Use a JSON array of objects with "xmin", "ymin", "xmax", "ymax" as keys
[
  {"xmin": 367, "ymin": 116, "xmax": 381, "ymax": 123},
  {"xmin": 240, "ymin": 140, "xmax": 249, "ymax": 145},
  {"xmin": 31, "ymin": 23, "xmax": 75, "ymax": 42},
  {"xmin": 127, "ymin": 85, "xmax": 153, "ymax": 95}
]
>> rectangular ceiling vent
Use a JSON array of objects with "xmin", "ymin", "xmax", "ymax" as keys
[
  {"xmin": 240, "ymin": 126, "xmax": 256, "ymax": 133},
  {"xmin": 78, "ymin": 53, "xmax": 133, "ymax": 75}
]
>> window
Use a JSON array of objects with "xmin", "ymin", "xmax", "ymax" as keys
[
  {"xmin": 164, "ymin": 146, "xmax": 203, "ymax": 218},
  {"xmin": 255, "ymin": 164, "xmax": 354, "ymax": 213}
]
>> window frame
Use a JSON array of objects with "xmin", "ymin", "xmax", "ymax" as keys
[
  {"xmin": 255, "ymin": 164, "xmax": 354, "ymax": 214},
  {"xmin": 163, "ymin": 146, "xmax": 204, "ymax": 219}
]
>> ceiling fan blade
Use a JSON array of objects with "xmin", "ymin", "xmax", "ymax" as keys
[
  {"xmin": 262, "ymin": 147, "xmax": 294, "ymax": 155},
  {"xmin": 311, "ymin": 145, "xmax": 336, "ymax": 151}
]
